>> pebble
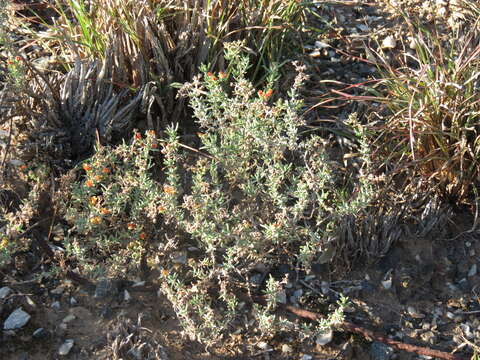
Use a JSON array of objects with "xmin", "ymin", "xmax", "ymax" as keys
[
  {"xmin": 281, "ymin": 344, "xmax": 293, "ymax": 353},
  {"xmin": 4, "ymin": 308, "xmax": 31, "ymax": 330},
  {"xmin": 301, "ymin": 355, "xmax": 313, "ymax": 360},
  {"xmin": 70, "ymin": 297, "xmax": 78, "ymax": 306},
  {"xmin": 316, "ymin": 329, "xmax": 333, "ymax": 346},
  {"xmin": 0, "ymin": 286, "xmax": 12, "ymax": 299},
  {"xmin": 468, "ymin": 264, "xmax": 477, "ymax": 277},
  {"xmin": 58, "ymin": 339, "xmax": 74, "ymax": 356},
  {"xmin": 407, "ymin": 306, "xmax": 425, "ymax": 319},
  {"xmin": 26, "ymin": 296, "xmax": 36, "ymax": 308},
  {"xmin": 381, "ymin": 35, "xmax": 397, "ymax": 49},
  {"xmin": 62, "ymin": 314, "xmax": 76, "ymax": 323},
  {"xmin": 171, "ymin": 251, "xmax": 187, "ymax": 265},
  {"xmin": 51, "ymin": 301, "xmax": 61, "ymax": 310},
  {"xmin": 32, "ymin": 328, "xmax": 46, "ymax": 338},
  {"xmin": 257, "ymin": 341, "xmax": 270, "ymax": 350},
  {"xmin": 381, "ymin": 278, "xmax": 392, "ymax": 290},
  {"xmin": 370, "ymin": 341, "xmax": 393, "ymax": 360},
  {"xmin": 314, "ymin": 41, "xmax": 329, "ymax": 49},
  {"xmin": 124, "ymin": 290, "xmax": 132, "ymax": 302}
]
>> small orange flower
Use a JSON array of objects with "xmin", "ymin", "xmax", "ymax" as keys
[
  {"xmin": 90, "ymin": 196, "xmax": 98, "ymax": 205},
  {"xmin": 19, "ymin": 164, "xmax": 28, "ymax": 171},
  {"xmin": 207, "ymin": 72, "xmax": 218, "ymax": 81},
  {"xmin": 219, "ymin": 71, "xmax": 227, "ymax": 79},
  {"xmin": 127, "ymin": 223, "xmax": 136, "ymax": 230},
  {"xmin": 90, "ymin": 216, "xmax": 102, "ymax": 225},
  {"xmin": 139, "ymin": 232, "xmax": 147, "ymax": 240},
  {"xmin": 264, "ymin": 89, "xmax": 273, "ymax": 98},
  {"xmin": 100, "ymin": 208, "xmax": 110, "ymax": 215},
  {"xmin": 151, "ymin": 143, "xmax": 158, "ymax": 149},
  {"xmin": 85, "ymin": 179, "xmax": 94, "ymax": 188},
  {"xmin": 147, "ymin": 130, "xmax": 156, "ymax": 137},
  {"xmin": 158, "ymin": 205, "xmax": 166, "ymax": 212},
  {"xmin": 163, "ymin": 184, "xmax": 176, "ymax": 195},
  {"xmin": 258, "ymin": 90, "xmax": 264, "ymax": 97},
  {"xmin": 135, "ymin": 132, "xmax": 142, "ymax": 140},
  {"xmin": 83, "ymin": 163, "xmax": 92, "ymax": 171},
  {"xmin": 101, "ymin": 167, "xmax": 110, "ymax": 174},
  {"xmin": 7, "ymin": 59, "xmax": 14, "ymax": 65},
  {"xmin": 15, "ymin": 56, "xmax": 22, "ymax": 61},
  {"xmin": 94, "ymin": 175, "xmax": 103, "ymax": 182},
  {"xmin": 161, "ymin": 268, "xmax": 169, "ymax": 277}
]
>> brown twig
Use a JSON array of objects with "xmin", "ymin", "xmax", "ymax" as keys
[{"xmin": 283, "ymin": 305, "xmax": 468, "ymax": 360}]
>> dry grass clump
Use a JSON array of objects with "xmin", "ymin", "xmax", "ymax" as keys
[{"xmin": 372, "ymin": 18, "xmax": 480, "ymax": 202}]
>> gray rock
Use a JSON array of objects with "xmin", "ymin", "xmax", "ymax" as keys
[
  {"xmin": 370, "ymin": 341, "xmax": 393, "ymax": 360},
  {"xmin": 69, "ymin": 297, "xmax": 78, "ymax": 306},
  {"xmin": 51, "ymin": 301, "xmax": 61, "ymax": 310},
  {"xmin": 0, "ymin": 286, "xmax": 12, "ymax": 299},
  {"xmin": 468, "ymin": 264, "xmax": 477, "ymax": 277},
  {"xmin": 4, "ymin": 308, "xmax": 31, "ymax": 330},
  {"xmin": 58, "ymin": 339, "xmax": 74, "ymax": 356}
]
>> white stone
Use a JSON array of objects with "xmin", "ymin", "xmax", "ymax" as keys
[{"xmin": 382, "ymin": 35, "xmax": 397, "ymax": 49}]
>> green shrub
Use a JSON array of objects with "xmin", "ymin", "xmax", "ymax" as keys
[{"xmin": 62, "ymin": 42, "xmax": 372, "ymax": 344}]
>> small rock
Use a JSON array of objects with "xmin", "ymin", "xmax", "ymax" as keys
[
  {"xmin": 381, "ymin": 36, "xmax": 397, "ymax": 49},
  {"xmin": 69, "ymin": 297, "xmax": 78, "ymax": 306},
  {"xmin": 460, "ymin": 323, "xmax": 473, "ymax": 339},
  {"xmin": 370, "ymin": 341, "xmax": 393, "ymax": 360},
  {"xmin": 320, "ymin": 281, "xmax": 330, "ymax": 294},
  {"xmin": 171, "ymin": 251, "xmax": 187, "ymax": 265},
  {"xmin": 381, "ymin": 278, "xmax": 392, "ymax": 290},
  {"xmin": 257, "ymin": 341, "xmax": 270, "ymax": 350},
  {"xmin": 468, "ymin": 264, "xmax": 477, "ymax": 277},
  {"xmin": 32, "ymin": 328, "xmax": 46, "ymax": 338},
  {"xmin": 446, "ymin": 311, "xmax": 456, "ymax": 320},
  {"xmin": 4, "ymin": 308, "xmax": 31, "ymax": 330},
  {"xmin": 316, "ymin": 329, "xmax": 333, "ymax": 346},
  {"xmin": 124, "ymin": 290, "xmax": 131, "ymax": 302},
  {"xmin": 301, "ymin": 355, "xmax": 313, "ymax": 360},
  {"xmin": 51, "ymin": 301, "xmax": 61, "ymax": 310},
  {"xmin": 58, "ymin": 339, "xmax": 74, "ymax": 356},
  {"xmin": 26, "ymin": 296, "xmax": 36, "ymax": 308},
  {"xmin": 281, "ymin": 344, "xmax": 293, "ymax": 353},
  {"xmin": 407, "ymin": 306, "xmax": 425, "ymax": 319},
  {"xmin": 314, "ymin": 41, "xmax": 329, "ymax": 49},
  {"xmin": 62, "ymin": 314, "xmax": 76, "ymax": 323},
  {"xmin": 0, "ymin": 286, "xmax": 12, "ymax": 299}
]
